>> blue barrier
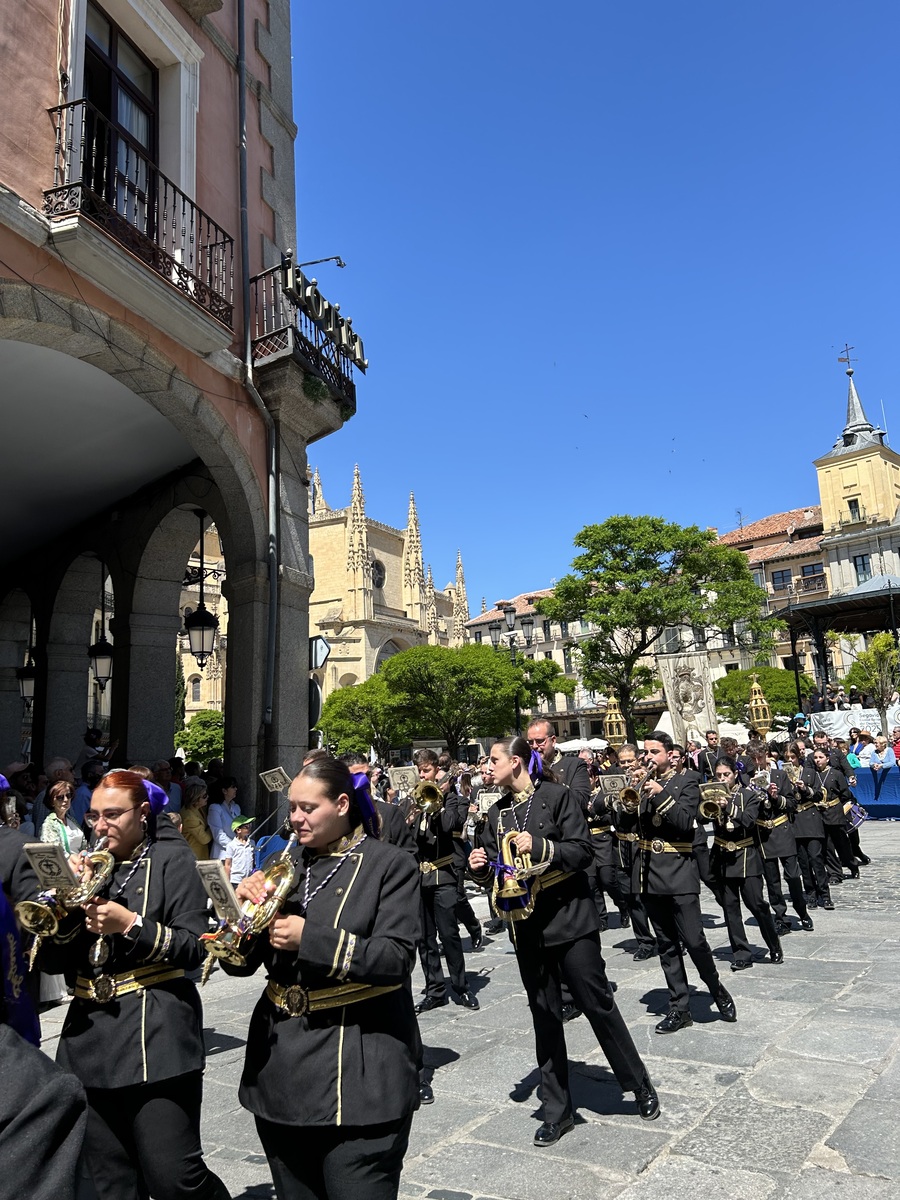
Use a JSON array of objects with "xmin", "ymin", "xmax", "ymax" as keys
[{"xmin": 850, "ymin": 767, "xmax": 900, "ymax": 818}]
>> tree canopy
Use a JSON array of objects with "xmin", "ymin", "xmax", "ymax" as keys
[
  {"xmin": 713, "ymin": 666, "xmax": 814, "ymax": 727},
  {"xmin": 538, "ymin": 515, "xmax": 780, "ymax": 738},
  {"xmin": 316, "ymin": 643, "xmax": 573, "ymax": 759},
  {"xmin": 177, "ymin": 709, "xmax": 224, "ymax": 762},
  {"xmin": 841, "ymin": 632, "xmax": 900, "ymax": 736}
]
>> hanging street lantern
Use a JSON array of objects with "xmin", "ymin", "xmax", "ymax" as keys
[
  {"xmin": 87, "ymin": 560, "xmax": 114, "ymax": 691},
  {"xmin": 184, "ymin": 509, "xmax": 220, "ymax": 669}
]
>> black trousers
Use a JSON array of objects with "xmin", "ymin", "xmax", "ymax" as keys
[
  {"xmin": 256, "ymin": 1114, "xmax": 413, "ymax": 1200},
  {"xmin": 823, "ymin": 824, "xmax": 857, "ymax": 875},
  {"xmin": 762, "ymin": 855, "xmax": 810, "ymax": 921},
  {"xmin": 643, "ymin": 893, "xmax": 721, "ymax": 1013},
  {"xmin": 849, "ymin": 825, "xmax": 868, "ymax": 861},
  {"xmin": 84, "ymin": 1072, "xmax": 227, "ymax": 1200},
  {"xmin": 418, "ymin": 882, "xmax": 467, "ymax": 996},
  {"xmin": 516, "ymin": 932, "xmax": 645, "ymax": 1124},
  {"xmin": 615, "ymin": 862, "xmax": 657, "ymax": 948},
  {"xmin": 455, "ymin": 870, "xmax": 480, "ymax": 936},
  {"xmin": 590, "ymin": 858, "xmax": 626, "ymax": 921},
  {"xmin": 796, "ymin": 836, "xmax": 829, "ymax": 901},
  {"xmin": 694, "ymin": 842, "xmax": 724, "ymax": 905},
  {"xmin": 719, "ymin": 875, "xmax": 780, "ymax": 963}
]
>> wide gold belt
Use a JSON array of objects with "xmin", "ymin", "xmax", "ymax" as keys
[
  {"xmin": 821, "ymin": 797, "xmax": 842, "ymax": 809},
  {"xmin": 589, "ymin": 825, "xmax": 612, "ymax": 835},
  {"xmin": 420, "ymin": 854, "xmax": 453, "ymax": 874},
  {"xmin": 756, "ymin": 815, "xmax": 789, "ymax": 830},
  {"xmin": 537, "ymin": 869, "xmax": 573, "ymax": 890},
  {"xmin": 638, "ymin": 838, "xmax": 693, "ymax": 853},
  {"xmin": 795, "ymin": 801, "xmax": 818, "ymax": 812},
  {"xmin": 616, "ymin": 832, "xmax": 639, "ymax": 842},
  {"xmin": 266, "ymin": 979, "xmax": 401, "ymax": 1018},
  {"xmin": 74, "ymin": 966, "xmax": 185, "ymax": 1004},
  {"xmin": 714, "ymin": 836, "xmax": 754, "ymax": 852}
]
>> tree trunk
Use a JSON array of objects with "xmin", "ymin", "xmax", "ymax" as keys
[{"xmin": 620, "ymin": 682, "xmax": 636, "ymax": 744}]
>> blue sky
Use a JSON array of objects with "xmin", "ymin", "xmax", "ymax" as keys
[{"xmin": 292, "ymin": 1, "xmax": 899, "ymax": 610}]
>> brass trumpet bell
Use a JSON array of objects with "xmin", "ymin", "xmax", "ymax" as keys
[
  {"xmin": 16, "ymin": 844, "xmax": 115, "ymax": 947},
  {"xmin": 413, "ymin": 781, "xmax": 444, "ymax": 817},
  {"xmin": 698, "ymin": 782, "xmax": 728, "ymax": 821}
]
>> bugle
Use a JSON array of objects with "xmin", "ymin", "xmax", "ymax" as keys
[
  {"xmin": 16, "ymin": 838, "xmax": 115, "ymax": 968},
  {"xmin": 698, "ymin": 782, "xmax": 728, "ymax": 822},
  {"xmin": 492, "ymin": 830, "xmax": 547, "ymax": 923},
  {"xmin": 412, "ymin": 781, "xmax": 444, "ymax": 817}
]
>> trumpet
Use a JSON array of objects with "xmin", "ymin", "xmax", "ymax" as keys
[
  {"xmin": 698, "ymin": 782, "xmax": 729, "ymax": 822},
  {"xmin": 16, "ymin": 837, "xmax": 115, "ymax": 969},
  {"xmin": 200, "ymin": 829, "xmax": 298, "ymax": 976},
  {"xmin": 493, "ymin": 830, "xmax": 547, "ymax": 923},
  {"xmin": 412, "ymin": 780, "xmax": 444, "ymax": 817},
  {"xmin": 614, "ymin": 764, "xmax": 657, "ymax": 813}
]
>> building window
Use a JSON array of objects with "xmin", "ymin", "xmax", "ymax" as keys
[
  {"xmin": 542, "ymin": 620, "xmax": 551, "ymax": 641},
  {"xmin": 801, "ymin": 563, "xmax": 824, "ymax": 577},
  {"xmin": 722, "ymin": 625, "xmax": 736, "ymax": 648},
  {"xmin": 371, "ymin": 560, "xmax": 386, "ymax": 589},
  {"xmin": 189, "ymin": 676, "xmax": 201, "ymax": 703},
  {"xmin": 662, "ymin": 627, "xmax": 681, "ymax": 654},
  {"xmin": 724, "ymin": 662, "xmax": 739, "ymax": 673},
  {"xmin": 563, "ymin": 648, "xmax": 573, "ymax": 673},
  {"xmin": 691, "ymin": 625, "xmax": 707, "ymax": 649},
  {"xmin": 853, "ymin": 554, "xmax": 872, "ymax": 583},
  {"xmin": 771, "ymin": 569, "xmax": 792, "ymax": 592},
  {"xmin": 752, "ymin": 569, "xmax": 765, "ymax": 589},
  {"xmin": 543, "ymin": 651, "xmax": 553, "ymax": 660},
  {"xmin": 547, "ymin": 695, "xmax": 556, "ymax": 712},
  {"xmin": 580, "ymin": 618, "xmax": 590, "ymax": 633},
  {"xmin": 559, "ymin": 620, "xmax": 569, "ymax": 638},
  {"xmin": 474, "ymin": 630, "xmax": 482, "ymax": 644},
  {"xmin": 848, "ymin": 498, "xmax": 861, "ymax": 522},
  {"xmin": 782, "ymin": 656, "xmax": 797, "ymax": 672}
]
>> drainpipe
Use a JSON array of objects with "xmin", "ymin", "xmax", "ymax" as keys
[{"xmin": 238, "ymin": 0, "xmax": 278, "ymax": 744}]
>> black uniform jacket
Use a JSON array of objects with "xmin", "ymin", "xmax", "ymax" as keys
[
  {"xmin": 697, "ymin": 747, "xmax": 720, "ymax": 781},
  {"xmin": 707, "ymin": 786, "xmax": 765, "ymax": 878},
  {"xmin": 377, "ymin": 800, "xmax": 417, "ymax": 855},
  {"xmin": 811, "ymin": 765, "xmax": 852, "ymax": 827},
  {"xmin": 39, "ymin": 825, "xmax": 208, "ymax": 1089},
  {"xmin": 414, "ymin": 788, "xmax": 467, "ymax": 887},
  {"xmin": 0, "ymin": 825, "xmax": 39, "ymax": 904},
  {"xmin": 472, "ymin": 779, "xmax": 597, "ymax": 949},
  {"xmin": 586, "ymin": 786, "xmax": 618, "ymax": 870},
  {"xmin": 794, "ymin": 764, "xmax": 826, "ymax": 838},
  {"xmin": 754, "ymin": 768, "xmax": 798, "ymax": 859},
  {"xmin": 549, "ymin": 753, "xmax": 591, "ymax": 812},
  {"xmin": 632, "ymin": 770, "xmax": 701, "ymax": 896},
  {"xmin": 226, "ymin": 831, "xmax": 420, "ymax": 1128}
]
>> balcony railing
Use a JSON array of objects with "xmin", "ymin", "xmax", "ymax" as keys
[
  {"xmin": 800, "ymin": 574, "xmax": 827, "ymax": 593},
  {"xmin": 43, "ymin": 100, "xmax": 234, "ymax": 328},
  {"xmin": 837, "ymin": 505, "xmax": 868, "ymax": 527},
  {"xmin": 250, "ymin": 264, "xmax": 358, "ymax": 413}
]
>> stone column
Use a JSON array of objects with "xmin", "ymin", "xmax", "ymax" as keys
[
  {"xmin": 222, "ymin": 562, "xmax": 268, "ymax": 810},
  {"xmin": 125, "ymin": 609, "xmax": 184, "ymax": 766},
  {"xmin": 44, "ymin": 561, "xmax": 98, "ymax": 765}
]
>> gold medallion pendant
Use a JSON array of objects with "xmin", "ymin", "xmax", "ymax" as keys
[
  {"xmin": 90, "ymin": 975, "xmax": 118, "ymax": 1004},
  {"xmin": 282, "ymin": 985, "xmax": 309, "ymax": 1017}
]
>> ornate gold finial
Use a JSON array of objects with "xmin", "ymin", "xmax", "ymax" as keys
[
  {"xmin": 604, "ymin": 696, "xmax": 627, "ymax": 747},
  {"xmin": 747, "ymin": 672, "xmax": 772, "ymax": 735}
]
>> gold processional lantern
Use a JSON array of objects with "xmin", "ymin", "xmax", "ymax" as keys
[
  {"xmin": 747, "ymin": 673, "xmax": 772, "ymax": 736},
  {"xmin": 604, "ymin": 695, "xmax": 627, "ymax": 747}
]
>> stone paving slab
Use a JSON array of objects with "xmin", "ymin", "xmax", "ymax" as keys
[{"xmin": 37, "ymin": 823, "xmax": 900, "ymax": 1199}]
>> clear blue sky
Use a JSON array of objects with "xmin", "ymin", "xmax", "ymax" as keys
[{"xmin": 292, "ymin": 1, "xmax": 899, "ymax": 610}]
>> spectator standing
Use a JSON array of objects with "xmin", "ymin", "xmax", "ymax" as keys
[
  {"xmin": 152, "ymin": 759, "xmax": 182, "ymax": 812},
  {"xmin": 180, "ymin": 782, "xmax": 212, "ymax": 859},
  {"xmin": 224, "ymin": 816, "xmax": 256, "ymax": 884},
  {"xmin": 208, "ymin": 777, "xmax": 241, "ymax": 860},
  {"xmin": 40, "ymin": 781, "xmax": 85, "ymax": 855}
]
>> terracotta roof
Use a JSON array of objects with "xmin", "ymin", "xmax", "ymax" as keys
[
  {"xmin": 744, "ymin": 536, "xmax": 825, "ymax": 566},
  {"xmin": 719, "ymin": 506, "xmax": 822, "ymax": 546},
  {"xmin": 466, "ymin": 588, "xmax": 554, "ymax": 627}
]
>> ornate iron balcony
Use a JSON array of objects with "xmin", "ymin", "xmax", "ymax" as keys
[
  {"xmin": 43, "ymin": 100, "xmax": 234, "ymax": 328},
  {"xmin": 250, "ymin": 263, "xmax": 359, "ymax": 414}
]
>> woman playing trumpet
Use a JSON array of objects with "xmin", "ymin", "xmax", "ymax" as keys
[
  {"xmin": 35, "ymin": 770, "xmax": 228, "ymax": 1200},
  {"xmin": 223, "ymin": 757, "xmax": 421, "ymax": 1199},
  {"xmin": 468, "ymin": 737, "xmax": 659, "ymax": 1148},
  {"xmin": 704, "ymin": 757, "xmax": 782, "ymax": 970}
]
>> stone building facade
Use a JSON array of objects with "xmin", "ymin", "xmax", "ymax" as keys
[{"xmin": 0, "ymin": 0, "xmax": 363, "ymax": 799}]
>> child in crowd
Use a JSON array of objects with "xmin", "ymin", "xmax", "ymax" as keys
[{"xmin": 224, "ymin": 815, "xmax": 256, "ymax": 885}]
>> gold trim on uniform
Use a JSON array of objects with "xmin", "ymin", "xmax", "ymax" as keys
[
  {"xmin": 638, "ymin": 838, "xmax": 693, "ymax": 853},
  {"xmin": 713, "ymin": 836, "xmax": 754, "ymax": 852},
  {"xmin": 756, "ymin": 815, "xmax": 789, "ymax": 830},
  {"xmin": 330, "ymin": 929, "xmax": 346, "ymax": 978},
  {"xmin": 74, "ymin": 964, "xmax": 185, "ymax": 1003},
  {"xmin": 338, "ymin": 933, "xmax": 356, "ymax": 981}
]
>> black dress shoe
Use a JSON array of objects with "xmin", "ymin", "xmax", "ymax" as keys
[
  {"xmin": 848, "ymin": 867, "xmax": 860, "ymax": 879},
  {"xmin": 418, "ymin": 1082, "xmax": 434, "ymax": 1105},
  {"xmin": 775, "ymin": 920, "xmax": 792, "ymax": 935},
  {"xmin": 414, "ymin": 995, "xmax": 449, "ymax": 1014},
  {"xmin": 655, "ymin": 1008, "xmax": 692, "ymax": 1034},
  {"xmin": 562, "ymin": 1003, "xmax": 582, "ymax": 1022},
  {"xmin": 619, "ymin": 910, "xmax": 631, "ymax": 928},
  {"xmin": 731, "ymin": 959, "xmax": 753, "ymax": 972},
  {"xmin": 634, "ymin": 1073, "xmax": 661, "ymax": 1120},
  {"xmin": 598, "ymin": 917, "xmax": 609, "ymax": 932},
  {"xmin": 714, "ymin": 987, "xmax": 737, "ymax": 1022},
  {"xmin": 857, "ymin": 855, "xmax": 871, "ymax": 866},
  {"xmin": 770, "ymin": 948, "xmax": 784, "ymax": 964},
  {"xmin": 633, "ymin": 944, "xmax": 657, "ymax": 961},
  {"xmin": 828, "ymin": 876, "xmax": 842, "ymax": 886},
  {"xmin": 806, "ymin": 896, "xmax": 818, "ymax": 909},
  {"xmin": 484, "ymin": 919, "xmax": 504, "ymax": 934},
  {"xmin": 800, "ymin": 916, "xmax": 814, "ymax": 931},
  {"xmin": 456, "ymin": 990, "xmax": 479, "ymax": 1009},
  {"xmin": 533, "ymin": 1115, "xmax": 575, "ymax": 1146},
  {"xmin": 821, "ymin": 898, "xmax": 835, "ymax": 910},
  {"xmin": 470, "ymin": 926, "xmax": 484, "ymax": 951}
]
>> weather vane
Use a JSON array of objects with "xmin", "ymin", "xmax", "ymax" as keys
[{"xmin": 838, "ymin": 343, "xmax": 857, "ymax": 372}]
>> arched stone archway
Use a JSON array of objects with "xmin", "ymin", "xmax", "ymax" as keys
[{"xmin": 43, "ymin": 553, "xmax": 102, "ymax": 765}]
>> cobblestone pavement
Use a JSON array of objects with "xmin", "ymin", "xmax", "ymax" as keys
[{"xmin": 40, "ymin": 823, "xmax": 900, "ymax": 1200}]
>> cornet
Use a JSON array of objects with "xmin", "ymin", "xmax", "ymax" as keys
[
  {"xmin": 412, "ymin": 781, "xmax": 444, "ymax": 817},
  {"xmin": 698, "ymin": 782, "xmax": 729, "ymax": 823},
  {"xmin": 16, "ymin": 837, "xmax": 115, "ymax": 968}
]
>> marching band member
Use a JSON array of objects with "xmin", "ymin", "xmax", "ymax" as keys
[
  {"xmin": 790, "ymin": 742, "xmax": 833, "ymax": 909},
  {"xmin": 747, "ymin": 747, "xmax": 814, "ymax": 934},
  {"xmin": 703, "ymin": 758, "xmax": 783, "ymax": 970},
  {"xmin": 411, "ymin": 749, "xmax": 478, "ymax": 1012},
  {"xmin": 810, "ymin": 746, "xmax": 860, "ymax": 888},
  {"xmin": 226, "ymin": 758, "xmax": 421, "ymax": 1199},
  {"xmin": 609, "ymin": 744, "xmax": 658, "ymax": 961},
  {"xmin": 634, "ymin": 731, "xmax": 736, "ymax": 1033},
  {"xmin": 36, "ymin": 770, "xmax": 229, "ymax": 1200},
  {"xmin": 468, "ymin": 736, "xmax": 659, "ymax": 1147}
]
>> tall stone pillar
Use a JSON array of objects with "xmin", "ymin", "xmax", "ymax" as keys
[
  {"xmin": 125, "ymin": 609, "xmax": 183, "ymax": 766},
  {"xmin": 44, "ymin": 560, "xmax": 97, "ymax": 765},
  {"xmin": 222, "ymin": 562, "xmax": 268, "ymax": 807}
]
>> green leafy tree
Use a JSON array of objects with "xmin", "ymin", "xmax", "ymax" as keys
[
  {"xmin": 177, "ymin": 709, "xmax": 225, "ymax": 762},
  {"xmin": 174, "ymin": 653, "xmax": 186, "ymax": 739},
  {"xmin": 538, "ymin": 515, "xmax": 781, "ymax": 740},
  {"xmin": 841, "ymin": 632, "xmax": 900, "ymax": 736},
  {"xmin": 519, "ymin": 655, "xmax": 576, "ymax": 712},
  {"xmin": 379, "ymin": 643, "xmax": 526, "ymax": 757},
  {"xmin": 317, "ymin": 674, "xmax": 411, "ymax": 761},
  {"xmin": 713, "ymin": 667, "xmax": 814, "ymax": 727}
]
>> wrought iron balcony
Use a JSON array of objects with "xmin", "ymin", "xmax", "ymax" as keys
[
  {"xmin": 250, "ymin": 264, "xmax": 359, "ymax": 414},
  {"xmin": 800, "ymin": 574, "xmax": 827, "ymax": 593},
  {"xmin": 43, "ymin": 100, "xmax": 234, "ymax": 328}
]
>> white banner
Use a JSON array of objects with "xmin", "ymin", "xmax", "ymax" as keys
[
  {"xmin": 656, "ymin": 652, "xmax": 718, "ymax": 746},
  {"xmin": 809, "ymin": 709, "xmax": 894, "ymax": 738}
]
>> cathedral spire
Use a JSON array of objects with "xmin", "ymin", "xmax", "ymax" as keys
[
  {"xmin": 453, "ymin": 549, "xmax": 470, "ymax": 643},
  {"xmin": 403, "ymin": 492, "xmax": 424, "ymax": 590},
  {"xmin": 424, "ymin": 564, "xmax": 438, "ymax": 639},
  {"xmin": 346, "ymin": 464, "xmax": 368, "ymax": 573},
  {"xmin": 821, "ymin": 364, "xmax": 887, "ymax": 459},
  {"xmin": 311, "ymin": 467, "xmax": 328, "ymax": 515}
]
